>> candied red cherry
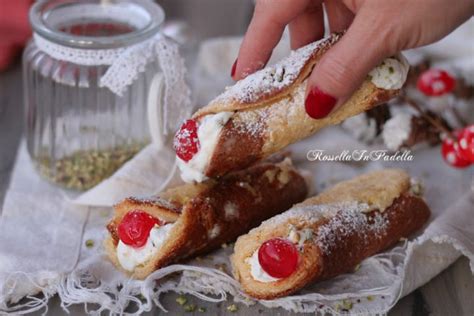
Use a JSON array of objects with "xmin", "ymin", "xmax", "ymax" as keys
[
  {"xmin": 118, "ymin": 210, "xmax": 162, "ymax": 248},
  {"xmin": 455, "ymin": 125, "xmax": 474, "ymax": 162},
  {"xmin": 441, "ymin": 134, "xmax": 471, "ymax": 168},
  {"xmin": 258, "ymin": 238, "xmax": 298, "ymax": 278},
  {"xmin": 417, "ymin": 69, "xmax": 456, "ymax": 97},
  {"xmin": 174, "ymin": 119, "xmax": 200, "ymax": 162}
]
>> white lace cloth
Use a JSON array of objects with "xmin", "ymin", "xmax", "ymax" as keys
[
  {"xmin": 1, "ymin": 23, "xmax": 474, "ymax": 315},
  {"xmin": 1, "ymin": 129, "xmax": 473, "ymax": 315}
]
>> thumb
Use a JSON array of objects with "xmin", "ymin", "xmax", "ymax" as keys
[{"xmin": 304, "ymin": 8, "xmax": 390, "ymax": 119}]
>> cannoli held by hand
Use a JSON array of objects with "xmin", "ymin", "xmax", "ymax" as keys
[
  {"xmin": 174, "ymin": 33, "xmax": 410, "ymax": 182},
  {"xmin": 105, "ymin": 156, "xmax": 308, "ymax": 279},
  {"xmin": 231, "ymin": 169, "xmax": 430, "ymax": 300}
]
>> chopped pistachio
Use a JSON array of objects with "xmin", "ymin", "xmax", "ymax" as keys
[
  {"xmin": 184, "ymin": 304, "xmax": 196, "ymax": 312},
  {"xmin": 409, "ymin": 179, "xmax": 424, "ymax": 196},
  {"xmin": 354, "ymin": 264, "xmax": 361, "ymax": 272},
  {"xmin": 389, "ymin": 66, "xmax": 395, "ymax": 74},
  {"xmin": 176, "ymin": 295, "xmax": 187, "ymax": 306},
  {"xmin": 214, "ymin": 263, "xmax": 228, "ymax": 274},
  {"xmin": 227, "ymin": 304, "xmax": 238, "ymax": 312},
  {"xmin": 35, "ymin": 142, "xmax": 147, "ymax": 191},
  {"xmin": 367, "ymin": 295, "xmax": 374, "ymax": 301},
  {"xmin": 198, "ymin": 307, "xmax": 206, "ymax": 313},
  {"xmin": 341, "ymin": 299, "xmax": 353, "ymax": 311},
  {"xmin": 85, "ymin": 239, "xmax": 94, "ymax": 248}
]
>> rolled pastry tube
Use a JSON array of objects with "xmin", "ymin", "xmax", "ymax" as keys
[
  {"xmin": 231, "ymin": 169, "xmax": 430, "ymax": 299},
  {"xmin": 174, "ymin": 33, "xmax": 410, "ymax": 182},
  {"xmin": 105, "ymin": 156, "xmax": 308, "ymax": 279}
]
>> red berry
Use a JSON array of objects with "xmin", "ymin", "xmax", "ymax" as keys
[
  {"xmin": 174, "ymin": 119, "xmax": 200, "ymax": 162},
  {"xmin": 417, "ymin": 69, "xmax": 456, "ymax": 97},
  {"xmin": 441, "ymin": 133, "xmax": 471, "ymax": 168},
  {"xmin": 258, "ymin": 238, "xmax": 298, "ymax": 278},
  {"xmin": 455, "ymin": 125, "xmax": 474, "ymax": 162},
  {"xmin": 118, "ymin": 210, "xmax": 162, "ymax": 248}
]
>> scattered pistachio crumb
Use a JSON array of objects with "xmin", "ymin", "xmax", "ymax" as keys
[
  {"xmin": 176, "ymin": 295, "xmax": 187, "ymax": 306},
  {"xmin": 367, "ymin": 295, "xmax": 374, "ymax": 301},
  {"xmin": 389, "ymin": 66, "xmax": 395, "ymax": 74},
  {"xmin": 227, "ymin": 304, "xmax": 238, "ymax": 312},
  {"xmin": 409, "ymin": 179, "xmax": 424, "ymax": 196},
  {"xmin": 341, "ymin": 299, "xmax": 353, "ymax": 311},
  {"xmin": 184, "ymin": 304, "xmax": 196, "ymax": 312},
  {"xmin": 214, "ymin": 263, "xmax": 228, "ymax": 274},
  {"xmin": 354, "ymin": 264, "xmax": 361, "ymax": 271},
  {"xmin": 85, "ymin": 239, "xmax": 94, "ymax": 248},
  {"xmin": 198, "ymin": 307, "xmax": 206, "ymax": 313}
]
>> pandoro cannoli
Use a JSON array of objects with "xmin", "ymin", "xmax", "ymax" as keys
[
  {"xmin": 174, "ymin": 33, "xmax": 410, "ymax": 182},
  {"xmin": 231, "ymin": 169, "xmax": 430, "ymax": 299},
  {"xmin": 105, "ymin": 156, "xmax": 308, "ymax": 279}
]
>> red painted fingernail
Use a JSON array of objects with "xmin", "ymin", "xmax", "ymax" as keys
[
  {"xmin": 231, "ymin": 59, "xmax": 237, "ymax": 78},
  {"xmin": 305, "ymin": 86, "xmax": 337, "ymax": 119}
]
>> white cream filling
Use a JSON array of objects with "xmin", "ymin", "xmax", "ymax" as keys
[
  {"xmin": 369, "ymin": 56, "xmax": 409, "ymax": 90},
  {"xmin": 117, "ymin": 223, "xmax": 174, "ymax": 271},
  {"xmin": 177, "ymin": 112, "xmax": 233, "ymax": 183},
  {"xmin": 246, "ymin": 249, "xmax": 281, "ymax": 283},
  {"xmin": 382, "ymin": 112, "xmax": 413, "ymax": 151}
]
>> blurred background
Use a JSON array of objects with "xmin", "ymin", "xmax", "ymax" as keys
[{"xmin": 0, "ymin": 0, "xmax": 254, "ymax": 72}]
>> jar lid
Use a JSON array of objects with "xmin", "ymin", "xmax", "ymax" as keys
[{"xmin": 30, "ymin": 0, "xmax": 165, "ymax": 49}]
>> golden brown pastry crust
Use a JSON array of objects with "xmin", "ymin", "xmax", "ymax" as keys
[
  {"xmin": 189, "ymin": 34, "xmax": 402, "ymax": 178},
  {"xmin": 105, "ymin": 157, "xmax": 308, "ymax": 279},
  {"xmin": 231, "ymin": 169, "xmax": 430, "ymax": 300}
]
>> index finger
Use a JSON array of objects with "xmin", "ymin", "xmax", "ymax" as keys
[{"xmin": 233, "ymin": 0, "xmax": 315, "ymax": 80}]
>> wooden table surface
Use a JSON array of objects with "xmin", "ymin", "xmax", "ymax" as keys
[{"xmin": 1, "ymin": 63, "xmax": 473, "ymax": 316}]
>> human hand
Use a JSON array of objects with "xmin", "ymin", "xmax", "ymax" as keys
[{"xmin": 231, "ymin": 0, "xmax": 474, "ymax": 119}]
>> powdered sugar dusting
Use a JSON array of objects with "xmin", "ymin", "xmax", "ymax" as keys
[
  {"xmin": 251, "ymin": 201, "xmax": 389, "ymax": 255},
  {"xmin": 233, "ymin": 109, "xmax": 268, "ymax": 138},
  {"xmin": 254, "ymin": 201, "xmax": 367, "ymax": 232},
  {"xmin": 316, "ymin": 205, "xmax": 389, "ymax": 255},
  {"xmin": 213, "ymin": 34, "xmax": 341, "ymax": 104}
]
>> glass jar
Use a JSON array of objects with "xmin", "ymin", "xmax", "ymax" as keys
[{"xmin": 23, "ymin": 0, "xmax": 188, "ymax": 191}]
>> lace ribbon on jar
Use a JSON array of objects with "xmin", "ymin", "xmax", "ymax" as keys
[{"xmin": 33, "ymin": 32, "xmax": 191, "ymax": 146}]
